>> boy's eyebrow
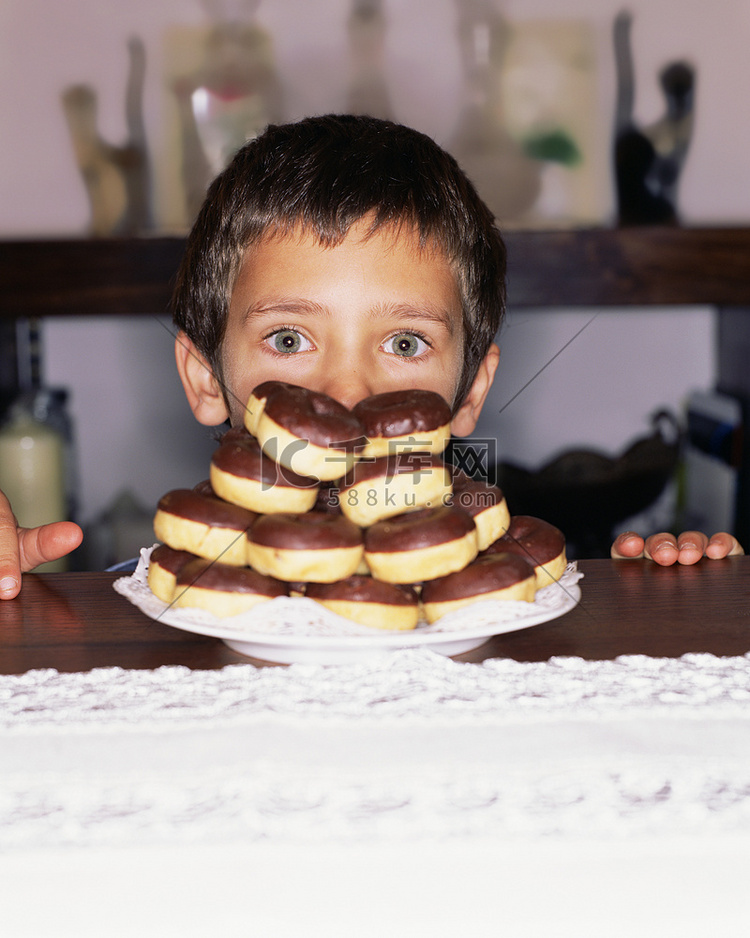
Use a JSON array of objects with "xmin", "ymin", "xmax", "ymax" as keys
[
  {"xmin": 242, "ymin": 298, "xmax": 327, "ymax": 322},
  {"xmin": 243, "ymin": 299, "xmax": 458, "ymax": 335},
  {"xmin": 379, "ymin": 304, "xmax": 458, "ymax": 336}
]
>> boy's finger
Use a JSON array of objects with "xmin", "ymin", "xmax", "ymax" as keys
[
  {"xmin": 18, "ymin": 522, "xmax": 84, "ymax": 574},
  {"xmin": 674, "ymin": 531, "xmax": 709, "ymax": 565},
  {"xmin": 705, "ymin": 533, "xmax": 744, "ymax": 559},
  {"xmin": 643, "ymin": 533, "xmax": 679, "ymax": 565},
  {"xmin": 610, "ymin": 531, "xmax": 645, "ymax": 559},
  {"xmin": 0, "ymin": 491, "xmax": 22, "ymax": 598}
]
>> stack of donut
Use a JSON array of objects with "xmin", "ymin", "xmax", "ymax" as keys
[{"xmin": 149, "ymin": 381, "xmax": 567, "ymax": 630}]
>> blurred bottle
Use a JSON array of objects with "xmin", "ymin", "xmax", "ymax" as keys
[
  {"xmin": 448, "ymin": 0, "xmax": 540, "ymax": 223},
  {"xmin": 0, "ymin": 391, "xmax": 70, "ymax": 572},
  {"xmin": 84, "ymin": 489, "xmax": 155, "ymax": 571},
  {"xmin": 173, "ymin": 0, "xmax": 283, "ymax": 221},
  {"xmin": 0, "ymin": 319, "xmax": 78, "ymax": 573},
  {"xmin": 346, "ymin": 0, "xmax": 393, "ymax": 120}
]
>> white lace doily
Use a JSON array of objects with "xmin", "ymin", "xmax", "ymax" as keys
[
  {"xmin": 2, "ymin": 648, "xmax": 750, "ymax": 850},
  {"xmin": 113, "ymin": 546, "xmax": 583, "ymax": 662}
]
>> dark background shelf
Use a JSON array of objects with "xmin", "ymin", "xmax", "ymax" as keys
[
  {"xmin": 0, "ymin": 236, "xmax": 186, "ymax": 319},
  {"xmin": 2, "ymin": 227, "xmax": 750, "ymax": 318},
  {"xmin": 2, "ymin": 225, "xmax": 750, "ymax": 548},
  {"xmin": 504, "ymin": 227, "xmax": 750, "ymax": 308}
]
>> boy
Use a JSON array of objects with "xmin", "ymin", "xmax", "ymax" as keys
[{"xmin": 0, "ymin": 114, "xmax": 741, "ymax": 599}]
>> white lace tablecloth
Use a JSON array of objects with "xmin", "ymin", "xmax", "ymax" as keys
[{"xmin": 2, "ymin": 650, "xmax": 750, "ymax": 937}]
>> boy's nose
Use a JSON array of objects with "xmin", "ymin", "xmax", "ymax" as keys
[{"xmin": 316, "ymin": 369, "xmax": 375, "ymax": 410}]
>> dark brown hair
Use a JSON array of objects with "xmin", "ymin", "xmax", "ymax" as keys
[{"xmin": 172, "ymin": 113, "xmax": 506, "ymax": 410}]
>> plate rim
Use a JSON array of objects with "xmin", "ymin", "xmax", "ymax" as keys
[{"xmin": 116, "ymin": 566, "xmax": 581, "ymax": 654}]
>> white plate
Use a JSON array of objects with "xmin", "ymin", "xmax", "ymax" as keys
[{"xmin": 115, "ymin": 550, "xmax": 582, "ymax": 665}]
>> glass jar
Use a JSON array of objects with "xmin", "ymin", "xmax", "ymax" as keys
[{"xmin": 0, "ymin": 390, "xmax": 75, "ymax": 572}]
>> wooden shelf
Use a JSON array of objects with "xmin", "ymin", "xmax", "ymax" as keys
[
  {"xmin": 2, "ymin": 227, "xmax": 750, "ymax": 319},
  {"xmin": 505, "ymin": 227, "xmax": 750, "ymax": 308},
  {"xmin": 0, "ymin": 236, "xmax": 186, "ymax": 319}
]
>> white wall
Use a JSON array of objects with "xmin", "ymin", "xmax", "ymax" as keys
[
  {"xmin": 3, "ymin": 0, "xmax": 749, "ymax": 232},
  {"xmin": 474, "ymin": 306, "xmax": 715, "ymax": 466},
  {"xmin": 2, "ymin": 0, "xmax": 746, "ymax": 535}
]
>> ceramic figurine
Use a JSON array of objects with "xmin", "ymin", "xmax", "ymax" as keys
[
  {"xmin": 613, "ymin": 11, "xmax": 695, "ymax": 225},
  {"xmin": 61, "ymin": 37, "xmax": 151, "ymax": 236}
]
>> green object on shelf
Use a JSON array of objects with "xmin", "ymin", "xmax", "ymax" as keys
[{"xmin": 522, "ymin": 129, "xmax": 582, "ymax": 166}]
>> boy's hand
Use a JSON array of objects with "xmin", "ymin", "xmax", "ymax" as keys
[
  {"xmin": 611, "ymin": 530, "xmax": 744, "ymax": 566},
  {"xmin": 0, "ymin": 491, "xmax": 83, "ymax": 599}
]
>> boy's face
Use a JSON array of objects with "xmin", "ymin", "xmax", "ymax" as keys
[{"xmin": 177, "ymin": 218, "xmax": 498, "ymax": 437}]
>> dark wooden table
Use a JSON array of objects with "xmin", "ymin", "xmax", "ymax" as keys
[{"xmin": 2, "ymin": 557, "xmax": 750, "ymax": 674}]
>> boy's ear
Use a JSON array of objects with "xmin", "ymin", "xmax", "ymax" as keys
[
  {"xmin": 174, "ymin": 331, "xmax": 230, "ymax": 426},
  {"xmin": 450, "ymin": 342, "xmax": 500, "ymax": 438}
]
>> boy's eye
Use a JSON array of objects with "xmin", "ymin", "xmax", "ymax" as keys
[
  {"xmin": 266, "ymin": 329, "xmax": 312, "ymax": 354},
  {"xmin": 385, "ymin": 333, "xmax": 429, "ymax": 358}
]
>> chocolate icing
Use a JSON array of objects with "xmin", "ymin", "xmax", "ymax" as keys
[
  {"xmin": 157, "ymin": 489, "xmax": 256, "ymax": 530},
  {"xmin": 249, "ymin": 510, "xmax": 363, "ymax": 550},
  {"xmin": 192, "ymin": 479, "xmax": 216, "ymax": 497},
  {"xmin": 344, "ymin": 452, "xmax": 448, "ymax": 487},
  {"xmin": 212, "ymin": 427, "xmax": 316, "ymax": 488},
  {"xmin": 150, "ymin": 544, "xmax": 196, "ymax": 575},
  {"xmin": 257, "ymin": 381, "xmax": 365, "ymax": 451},
  {"xmin": 481, "ymin": 515, "xmax": 565, "ymax": 566},
  {"xmin": 176, "ymin": 557, "xmax": 288, "ymax": 596},
  {"xmin": 421, "ymin": 552, "xmax": 535, "ymax": 603},
  {"xmin": 306, "ymin": 575, "xmax": 418, "ymax": 606},
  {"xmin": 449, "ymin": 478, "xmax": 504, "ymax": 517},
  {"xmin": 219, "ymin": 426, "xmax": 251, "ymax": 445},
  {"xmin": 353, "ymin": 390, "xmax": 451, "ymax": 439},
  {"xmin": 364, "ymin": 506, "xmax": 475, "ymax": 553}
]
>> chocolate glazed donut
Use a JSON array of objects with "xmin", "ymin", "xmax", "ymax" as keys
[
  {"xmin": 246, "ymin": 381, "xmax": 366, "ymax": 481},
  {"xmin": 153, "ymin": 489, "xmax": 256, "ymax": 566},
  {"xmin": 211, "ymin": 426, "xmax": 319, "ymax": 514},
  {"xmin": 364, "ymin": 505, "xmax": 478, "ymax": 583},
  {"xmin": 147, "ymin": 544, "xmax": 196, "ymax": 603},
  {"xmin": 247, "ymin": 510, "xmax": 365, "ymax": 582},
  {"xmin": 306, "ymin": 575, "xmax": 420, "ymax": 631},
  {"xmin": 421, "ymin": 552, "xmax": 537, "ymax": 622},
  {"xmin": 352, "ymin": 389, "xmax": 452, "ymax": 459},
  {"xmin": 449, "ymin": 475, "xmax": 510, "ymax": 551},
  {"xmin": 173, "ymin": 557, "xmax": 288, "ymax": 617},
  {"xmin": 340, "ymin": 451, "xmax": 452, "ymax": 526},
  {"xmin": 482, "ymin": 515, "xmax": 567, "ymax": 588}
]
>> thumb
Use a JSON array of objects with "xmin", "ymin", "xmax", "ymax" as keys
[{"xmin": 18, "ymin": 521, "xmax": 84, "ymax": 573}]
